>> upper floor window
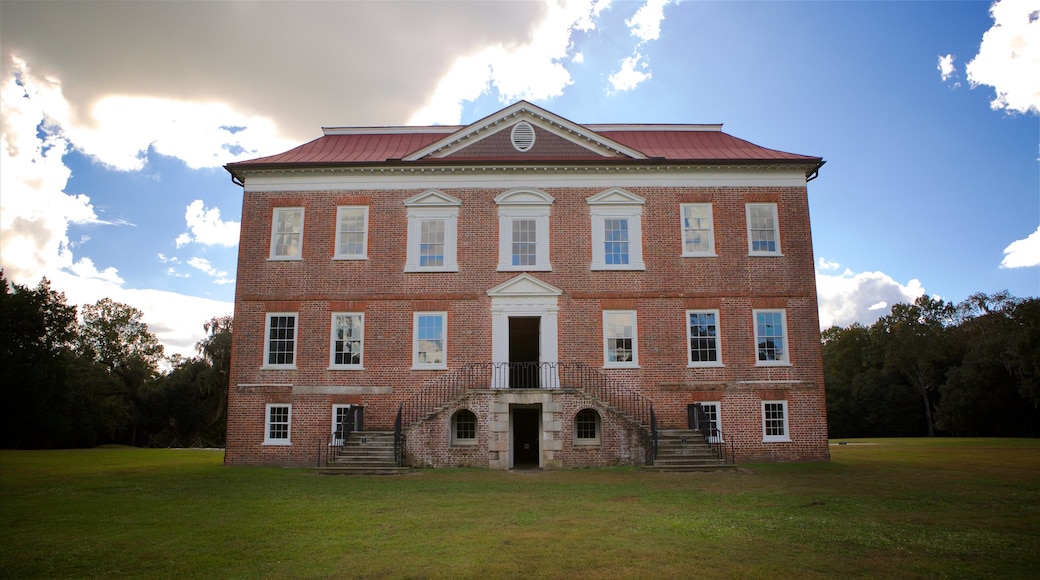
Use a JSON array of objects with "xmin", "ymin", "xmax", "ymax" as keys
[
  {"xmin": 495, "ymin": 189, "xmax": 553, "ymax": 271},
  {"xmin": 754, "ymin": 309, "xmax": 789, "ymax": 365},
  {"xmin": 334, "ymin": 206, "xmax": 368, "ymax": 259},
  {"xmin": 404, "ymin": 190, "xmax": 461, "ymax": 273},
  {"xmin": 687, "ymin": 309, "xmax": 722, "ymax": 367},
  {"xmin": 746, "ymin": 203, "xmax": 781, "ymax": 255},
  {"xmin": 329, "ymin": 313, "xmax": 363, "ymax": 369},
  {"xmin": 270, "ymin": 207, "xmax": 303, "ymax": 260},
  {"xmin": 587, "ymin": 188, "xmax": 645, "ymax": 271},
  {"xmin": 413, "ymin": 312, "xmax": 447, "ymax": 369},
  {"xmin": 681, "ymin": 203, "xmax": 715, "ymax": 256},
  {"xmin": 264, "ymin": 313, "xmax": 297, "ymax": 368},
  {"xmin": 603, "ymin": 310, "xmax": 638, "ymax": 368}
]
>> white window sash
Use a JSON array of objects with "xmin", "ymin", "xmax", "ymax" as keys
[
  {"xmin": 413, "ymin": 312, "xmax": 448, "ymax": 369},
  {"xmin": 746, "ymin": 203, "xmax": 781, "ymax": 256},
  {"xmin": 270, "ymin": 207, "xmax": 304, "ymax": 260},
  {"xmin": 603, "ymin": 310, "xmax": 638, "ymax": 368},
  {"xmin": 761, "ymin": 400, "xmax": 790, "ymax": 442},
  {"xmin": 334, "ymin": 206, "xmax": 369, "ymax": 259},
  {"xmin": 753, "ymin": 309, "xmax": 790, "ymax": 366},
  {"xmin": 687, "ymin": 309, "xmax": 722, "ymax": 367},
  {"xmin": 681, "ymin": 203, "xmax": 716, "ymax": 257},
  {"xmin": 264, "ymin": 404, "xmax": 292, "ymax": 445},
  {"xmin": 329, "ymin": 313, "xmax": 364, "ymax": 369},
  {"xmin": 263, "ymin": 313, "xmax": 297, "ymax": 369}
]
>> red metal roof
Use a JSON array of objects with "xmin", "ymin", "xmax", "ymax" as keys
[{"xmin": 227, "ymin": 125, "xmax": 820, "ymax": 171}]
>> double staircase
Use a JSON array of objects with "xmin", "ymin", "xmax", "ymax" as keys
[
  {"xmin": 317, "ymin": 431, "xmax": 409, "ymax": 476},
  {"xmin": 645, "ymin": 429, "xmax": 737, "ymax": 472}
]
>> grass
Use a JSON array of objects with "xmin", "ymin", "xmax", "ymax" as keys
[{"xmin": 1, "ymin": 439, "xmax": 1039, "ymax": 579}]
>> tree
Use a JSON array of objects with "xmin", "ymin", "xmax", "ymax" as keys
[
  {"xmin": 0, "ymin": 273, "xmax": 78, "ymax": 448},
  {"xmin": 870, "ymin": 295, "xmax": 957, "ymax": 436},
  {"xmin": 76, "ymin": 298, "xmax": 164, "ymax": 445}
]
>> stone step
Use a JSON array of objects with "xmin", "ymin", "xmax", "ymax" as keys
[
  {"xmin": 317, "ymin": 466, "xmax": 411, "ymax": 476},
  {"xmin": 643, "ymin": 463, "xmax": 740, "ymax": 473}
]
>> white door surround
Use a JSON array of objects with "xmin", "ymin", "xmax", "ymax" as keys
[{"xmin": 487, "ymin": 274, "xmax": 562, "ymax": 389}]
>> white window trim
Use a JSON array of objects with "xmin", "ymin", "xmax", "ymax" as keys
[
  {"xmin": 328, "ymin": 312, "xmax": 364, "ymax": 370},
  {"xmin": 495, "ymin": 189, "xmax": 554, "ymax": 272},
  {"xmin": 680, "ymin": 203, "xmax": 717, "ymax": 257},
  {"xmin": 333, "ymin": 206, "xmax": 369, "ymax": 260},
  {"xmin": 603, "ymin": 310, "xmax": 639, "ymax": 368},
  {"xmin": 587, "ymin": 189, "xmax": 645, "ymax": 271},
  {"xmin": 574, "ymin": 408, "xmax": 602, "ymax": 446},
  {"xmin": 412, "ymin": 311, "xmax": 448, "ymax": 370},
  {"xmin": 269, "ymin": 207, "xmax": 304, "ymax": 260},
  {"xmin": 761, "ymin": 400, "xmax": 791, "ymax": 443},
  {"xmin": 404, "ymin": 190, "xmax": 461, "ymax": 273},
  {"xmin": 263, "ymin": 312, "xmax": 298, "ymax": 369},
  {"xmin": 451, "ymin": 409, "xmax": 478, "ymax": 446},
  {"xmin": 687, "ymin": 309, "xmax": 723, "ymax": 368},
  {"xmin": 753, "ymin": 309, "xmax": 791, "ymax": 367},
  {"xmin": 746, "ymin": 203, "xmax": 782, "ymax": 256},
  {"xmin": 264, "ymin": 403, "xmax": 292, "ymax": 445}
]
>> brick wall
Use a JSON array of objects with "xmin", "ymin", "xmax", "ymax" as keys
[{"xmin": 225, "ymin": 183, "xmax": 829, "ymax": 466}]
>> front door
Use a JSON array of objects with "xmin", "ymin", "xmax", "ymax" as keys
[
  {"xmin": 508, "ymin": 317, "xmax": 540, "ymax": 388},
  {"xmin": 512, "ymin": 406, "xmax": 540, "ymax": 468}
]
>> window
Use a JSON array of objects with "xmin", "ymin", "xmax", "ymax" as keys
[
  {"xmin": 451, "ymin": 409, "xmax": 477, "ymax": 445},
  {"xmin": 603, "ymin": 310, "xmax": 638, "ymax": 367},
  {"xmin": 413, "ymin": 312, "xmax": 447, "ymax": 369},
  {"xmin": 264, "ymin": 313, "xmax": 297, "ymax": 368},
  {"xmin": 270, "ymin": 207, "xmax": 304, "ymax": 259},
  {"xmin": 688, "ymin": 310, "xmax": 721, "ymax": 367},
  {"xmin": 264, "ymin": 404, "xmax": 291, "ymax": 445},
  {"xmin": 574, "ymin": 408, "xmax": 601, "ymax": 445},
  {"xmin": 681, "ymin": 203, "xmax": 715, "ymax": 256},
  {"xmin": 329, "ymin": 313, "xmax": 363, "ymax": 368},
  {"xmin": 754, "ymin": 309, "xmax": 789, "ymax": 365},
  {"xmin": 332, "ymin": 405, "xmax": 362, "ymax": 444},
  {"xmin": 334, "ymin": 206, "xmax": 368, "ymax": 259},
  {"xmin": 495, "ymin": 189, "xmax": 553, "ymax": 271},
  {"xmin": 587, "ymin": 188, "xmax": 645, "ymax": 271},
  {"xmin": 746, "ymin": 203, "xmax": 781, "ymax": 255},
  {"xmin": 762, "ymin": 400, "xmax": 790, "ymax": 442},
  {"xmin": 404, "ymin": 190, "xmax": 461, "ymax": 272}
]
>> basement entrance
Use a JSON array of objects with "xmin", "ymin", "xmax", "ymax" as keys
[
  {"xmin": 508, "ymin": 317, "xmax": 540, "ymax": 388},
  {"xmin": 511, "ymin": 405, "xmax": 541, "ymax": 468}
]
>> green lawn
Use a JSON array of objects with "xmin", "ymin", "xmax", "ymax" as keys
[{"xmin": 2, "ymin": 439, "xmax": 1038, "ymax": 579}]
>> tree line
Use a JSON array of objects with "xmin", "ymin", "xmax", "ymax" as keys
[
  {"xmin": 0, "ymin": 272, "xmax": 230, "ymax": 449},
  {"xmin": 824, "ymin": 291, "xmax": 1040, "ymax": 438}
]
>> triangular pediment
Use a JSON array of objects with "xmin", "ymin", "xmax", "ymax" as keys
[
  {"xmin": 402, "ymin": 101, "xmax": 648, "ymax": 162},
  {"xmin": 486, "ymin": 274, "xmax": 563, "ymax": 298},
  {"xmin": 586, "ymin": 187, "xmax": 646, "ymax": 205},
  {"xmin": 403, "ymin": 189, "xmax": 462, "ymax": 207}
]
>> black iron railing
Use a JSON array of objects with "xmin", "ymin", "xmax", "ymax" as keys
[
  {"xmin": 649, "ymin": 406, "xmax": 658, "ymax": 464},
  {"xmin": 316, "ymin": 413, "xmax": 357, "ymax": 468},
  {"xmin": 393, "ymin": 404, "xmax": 403, "ymax": 467},
  {"xmin": 689, "ymin": 403, "xmax": 736, "ymax": 464}
]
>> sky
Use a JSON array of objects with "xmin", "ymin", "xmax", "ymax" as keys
[{"xmin": 1, "ymin": 0, "xmax": 1038, "ymax": 362}]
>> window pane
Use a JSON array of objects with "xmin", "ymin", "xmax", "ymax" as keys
[
  {"xmin": 273, "ymin": 209, "xmax": 302, "ymax": 257},
  {"xmin": 337, "ymin": 208, "xmax": 366, "ymax": 256},
  {"xmin": 416, "ymin": 314, "xmax": 445, "ymax": 365},
  {"xmin": 267, "ymin": 315, "xmax": 295, "ymax": 365},
  {"xmin": 604, "ymin": 218, "xmax": 629, "ymax": 265},
  {"xmin": 683, "ymin": 204, "xmax": 713, "ymax": 253},
  {"xmin": 333, "ymin": 314, "xmax": 362, "ymax": 366},
  {"xmin": 605, "ymin": 312, "xmax": 635, "ymax": 363},
  {"xmin": 268, "ymin": 406, "xmax": 289, "ymax": 439},
  {"xmin": 576, "ymin": 409, "xmax": 598, "ymax": 439},
  {"xmin": 756, "ymin": 311, "xmax": 785, "ymax": 361},
  {"xmin": 419, "ymin": 220, "xmax": 445, "ymax": 267},
  {"xmin": 455, "ymin": 410, "xmax": 476, "ymax": 440},
  {"xmin": 688, "ymin": 311, "xmax": 718, "ymax": 363},
  {"xmin": 511, "ymin": 219, "xmax": 537, "ymax": 266},
  {"xmin": 764, "ymin": 403, "xmax": 786, "ymax": 436}
]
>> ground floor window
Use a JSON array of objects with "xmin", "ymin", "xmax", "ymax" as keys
[
  {"xmin": 264, "ymin": 404, "xmax": 291, "ymax": 445},
  {"xmin": 451, "ymin": 409, "xmax": 477, "ymax": 445},
  {"xmin": 699, "ymin": 402, "xmax": 722, "ymax": 442},
  {"xmin": 574, "ymin": 408, "xmax": 601, "ymax": 445},
  {"xmin": 761, "ymin": 400, "xmax": 790, "ymax": 442}
]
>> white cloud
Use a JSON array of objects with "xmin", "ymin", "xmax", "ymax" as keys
[
  {"xmin": 177, "ymin": 199, "xmax": 240, "ymax": 248},
  {"xmin": 817, "ymin": 257, "xmax": 841, "ymax": 271},
  {"xmin": 965, "ymin": 0, "xmax": 1040, "ymax": 114},
  {"xmin": 816, "ymin": 267, "xmax": 926, "ymax": 329},
  {"xmin": 609, "ymin": 53, "xmax": 652, "ymax": 92},
  {"xmin": 938, "ymin": 53, "xmax": 957, "ymax": 82},
  {"xmin": 186, "ymin": 257, "xmax": 234, "ymax": 286},
  {"xmin": 627, "ymin": 0, "xmax": 670, "ymax": 42},
  {"xmin": 1000, "ymin": 225, "xmax": 1040, "ymax": 268},
  {"xmin": 408, "ymin": 0, "xmax": 609, "ymax": 124}
]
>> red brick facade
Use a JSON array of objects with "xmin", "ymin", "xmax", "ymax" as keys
[{"xmin": 224, "ymin": 102, "xmax": 829, "ymax": 468}]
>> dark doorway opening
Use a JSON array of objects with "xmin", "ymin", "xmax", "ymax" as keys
[
  {"xmin": 512, "ymin": 406, "xmax": 540, "ymax": 468},
  {"xmin": 508, "ymin": 317, "xmax": 540, "ymax": 388}
]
